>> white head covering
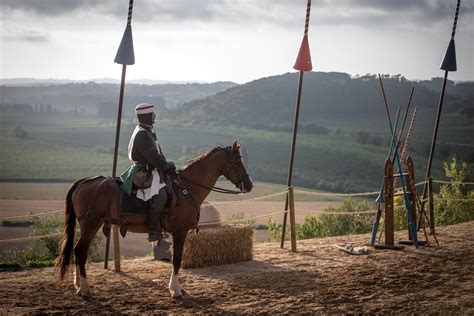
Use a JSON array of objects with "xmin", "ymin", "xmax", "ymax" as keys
[{"xmin": 135, "ymin": 103, "xmax": 154, "ymax": 114}]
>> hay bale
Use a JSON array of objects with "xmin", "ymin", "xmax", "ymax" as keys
[{"xmin": 181, "ymin": 225, "xmax": 253, "ymax": 269}]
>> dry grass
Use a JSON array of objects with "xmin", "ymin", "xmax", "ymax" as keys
[{"xmin": 182, "ymin": 225, "xmax": 253, "ymax": 269}]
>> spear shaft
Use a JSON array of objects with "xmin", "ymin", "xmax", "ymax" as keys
[
  {"xmin": 419, "ymin": 0, "xmax": 460, "ymax": 232},
  {"xmin": 281, "ymin": 0, "xmax": 312, "ymax": 248},
  {"xmin": 105, "ymin": 0, "xmax": 135, "ymax": 271}
]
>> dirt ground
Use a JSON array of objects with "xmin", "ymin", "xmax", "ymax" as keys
[{"xmin": 1, "ymin": 221, "xmax": 473, "ymax": 314}]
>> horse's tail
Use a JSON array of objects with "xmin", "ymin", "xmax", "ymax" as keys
[{"xmin": 56, "ymin": 179, "xmax": 82, "ymax": 281}]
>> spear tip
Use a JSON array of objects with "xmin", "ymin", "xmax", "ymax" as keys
[
  {"xmin": 440, "ymin": 39, "xmax": 457, "ymax": 72},
  {"xmin": 293, "ymin": 36, "xmax": 312, "ymax": 72},
  {"xmin": 114, "ymin": 25, "xmax": 135, "ymax": 65}
]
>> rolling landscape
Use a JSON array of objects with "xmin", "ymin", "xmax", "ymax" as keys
[
  {"xmin": 1, "ymin": 71, "xmax": 473, "ymax": 263},
  {"xmin": 1, "ymin": 72, "xmax": 473, "ymax": 192}
]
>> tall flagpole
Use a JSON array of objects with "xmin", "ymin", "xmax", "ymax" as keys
[
  {"xmin": 281, "ymin": 0, "xmax": 313, "ymax": 248},
  {"xmin": 419, "ymin": 0, "xmax": 460, "ymax": 233},
  {"xmin": 104, "ymin": 0, "xmax": 135, "ymax": 271}
]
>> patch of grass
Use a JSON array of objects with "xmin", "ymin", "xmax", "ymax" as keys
[
  {"xmin": 0, "ymin": 214, "xmax": 103, "ymax": 270},
  {"xmin": 226, "ymin": 212, "xmax": 257, "ymax": 228},
  {"xmin": 267, "ymin": 198, "xmax": 374, "ymax": 241},
  {"xmin": 394, "ymin": 156, "xmax": 474, "ymax": 230}
]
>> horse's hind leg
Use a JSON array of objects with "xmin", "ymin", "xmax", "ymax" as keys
[
  {"xmin": 74, "ymin": 220, "xmax": 102, "ymax": 297},
  {"xmin": 169, "ymin": 230, "xmax": 187, "ymax": 298}
]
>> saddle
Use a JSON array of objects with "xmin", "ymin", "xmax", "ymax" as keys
[{"xmin": 114, "ymin": 174, "xmax": 180, "ymax": 238}]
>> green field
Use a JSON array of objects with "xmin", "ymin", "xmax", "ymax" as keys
[{"xmin": 0, "ymin": 112, "xmax": 464, "ymax": 192}]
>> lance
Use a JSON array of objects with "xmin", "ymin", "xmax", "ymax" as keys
[
  {"xmin": 378, "ymin": 78, "xmax": 419, "ymax": 248},
  {"xmin": 390, "ymin": 87, "xmax": 415, "ymax": 187},
  {"xmin": 105, "ymin": 0, "xmax": 135, "ymax": 271},
  {"xmin": 419, "ymin": 0, "xmax": 461, "ymax": 233},
  {"xmin": 280, "ymin": 0, "xmax": 313, "ymax": 248},
  {"xmin": 370, "ymin": 78, "xmax": 414, "ymax": 245},
  {"xmin": 400, "ymin": 107, "xmax": 418, "ymax": 166},
  {"xmin": 394, "ymin": 106, "xmax": 418, "ymax": 188},
  {"xmin": 371, "ymin": 106, "xmax": 401, "ymax": 246}
]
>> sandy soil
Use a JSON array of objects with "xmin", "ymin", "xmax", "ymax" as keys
[{"xmin": 1, "ymin": 221, "xmax": 473, "ymax": 314}]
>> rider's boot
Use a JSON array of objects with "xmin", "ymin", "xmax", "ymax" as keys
[{"xmin": 148, "ymin": 190, "xmax": 167, "ymax": 242}]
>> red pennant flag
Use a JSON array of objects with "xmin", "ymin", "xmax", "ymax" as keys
[{"xmin": 293, "ymin": 36, "xmax": 312, "ymax": 71}]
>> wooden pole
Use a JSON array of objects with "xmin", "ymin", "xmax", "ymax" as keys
[
  {"xmin": 428, "ymin": 177, "xmax": 435, "ymax": 234},
  {"xmin": 405, "ymin": 156, "xmax": 416, "ymax": 240},
  {"xmin": 419, "ymin": 0, "xmax": 460, "ymax": 231},
  {"xmin": 109, "ymin": 64, "xmax": 127, "ymax": 272},
  {"xmin": 281, "ymin": 0, "xmax": 313, "ymax": 248},
  {"xmin": 420, "ymin": 71, "xmax": 448, "ymax": 229},
  {"xmin": 371, "ymin": 106, "xmax": 402, "ymax": 246},
  {"xmin": 288, "ymin": 187, "xmax": 297, "ymax": 252},
  {"xmin": 281, "ymin": 71, "xmax": 304, "ymax": 248},
  {"xmin": 384, "ymin": 158, "xmax": 394, "ymax": 246},
  {"xmin": 105, "ymin": 0, "xmax": 135, "ymax": 271}
]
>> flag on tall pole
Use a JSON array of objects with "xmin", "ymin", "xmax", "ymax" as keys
[
  {"xmin": 105, "ymin": 0, "xmax": 135, "ymax": 272},
  {"xmin": 293, "ymin": 0, "xmax": 312, "ymax": 72},
  {"xmin": 114, "ymin": 0, "xmax": 135, "ymax": 65},
  {"xmin": 419, "ymin": 0, "xmax": 460, "ymax": 233},
  {"xmin": 281, "ymin": 0, "xmax": 313, "ymax": 249}
]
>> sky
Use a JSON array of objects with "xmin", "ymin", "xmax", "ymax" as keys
[{"xmin": 0, "ymin": 0, "xmax": 473, "ymax": 84}]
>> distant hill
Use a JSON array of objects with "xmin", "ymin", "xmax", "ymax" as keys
[
  {"xmin": 164, "ymin": 72, "xmax": 474, "ymax": 129},
  {"xmin": 0, "ymin": 81, "xmax": 237, "ymax": 114},
  {"xmin": 0, "ymin": 78, "xmax": 210, "ymax": 86}
]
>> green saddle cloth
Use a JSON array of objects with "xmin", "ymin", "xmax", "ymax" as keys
[{"xmin": 120, "ymin": 164, "xmax": 141, "ymax": 196}]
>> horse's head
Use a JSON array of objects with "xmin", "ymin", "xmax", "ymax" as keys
[{"xmin": 221, "ymin": 141, "xmax": 253, "ymax": 193}]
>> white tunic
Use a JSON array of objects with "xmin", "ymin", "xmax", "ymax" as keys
[{"xmin": 128, "ymin": 125, "xmax": 166, "ymax": 202}]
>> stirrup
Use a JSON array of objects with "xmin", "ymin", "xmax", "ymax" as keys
[{"xmin": 148, "ymin": 229, "xmax": 163, "ymax": 242}]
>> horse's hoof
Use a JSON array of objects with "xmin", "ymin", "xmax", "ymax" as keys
[
  {"xmin": 76, "ymin": 288, "xmax": 92, "ymax": 298},
  {"xmin": 170, "ymin": 290, "xmax": 182, "ymax": 298}
]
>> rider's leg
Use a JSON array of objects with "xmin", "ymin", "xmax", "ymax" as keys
[{"xmin": 148, "ymin": 188, "xmax": 167, "ymax": 242}]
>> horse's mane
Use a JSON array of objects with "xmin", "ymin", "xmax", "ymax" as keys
[{"xmin": 180, "ymin": 146, "xmax": 225, "ymax": 170}]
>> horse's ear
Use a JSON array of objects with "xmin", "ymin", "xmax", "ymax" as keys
[{"xmin": 232, "ymin": 140, "xmax": 241, "ymax": 151}]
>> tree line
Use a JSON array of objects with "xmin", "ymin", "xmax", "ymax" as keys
[{"xmin": 0, "ymin": 103, "xmax": 55, "ymax": 113}]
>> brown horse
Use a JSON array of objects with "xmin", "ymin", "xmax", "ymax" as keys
[{"xmin": 56, "ymin": 141, "xmax": 253, "ymax": 297}]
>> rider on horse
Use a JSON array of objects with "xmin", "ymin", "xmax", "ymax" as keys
[{"xmin": 120, "ymin": 103, "xmax": 175, "ymax": 242}]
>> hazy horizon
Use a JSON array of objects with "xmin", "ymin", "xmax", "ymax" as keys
[{"xmin": 1, "ymin": 70, "xmax": 473, "ymax": 86}]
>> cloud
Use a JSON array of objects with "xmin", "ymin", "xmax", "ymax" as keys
[
  {"xmin": 313, "ymin": 0, "xmax": 473, "ymax": 29},
  {"xmin": 1, "ymin": 22, "xmax": 49, "ymax": 42},
  {"xmin": 0, "ymin": 0, "xmax": 472, "ymax": 29},
  {"xmin": 0, "ymin": 0, "xmax": 99, "ymax": 16}
]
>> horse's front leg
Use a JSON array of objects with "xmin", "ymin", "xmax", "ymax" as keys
[{"xmin": 169, "ymin": 230, "xmax": 187, "ymax": 298}]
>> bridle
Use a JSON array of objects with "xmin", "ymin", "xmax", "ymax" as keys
[{"xmin": 177, "ymin": 146, "xmax": 250, "ymax": 195}]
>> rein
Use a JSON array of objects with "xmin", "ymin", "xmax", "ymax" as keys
[
  {"xmin": 175, "ymin": 146, "xmax": 248, "ymax": 195},
  {"xmin": 177, "ymin": 173, "xmax": 243, "ymax": 195}
]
